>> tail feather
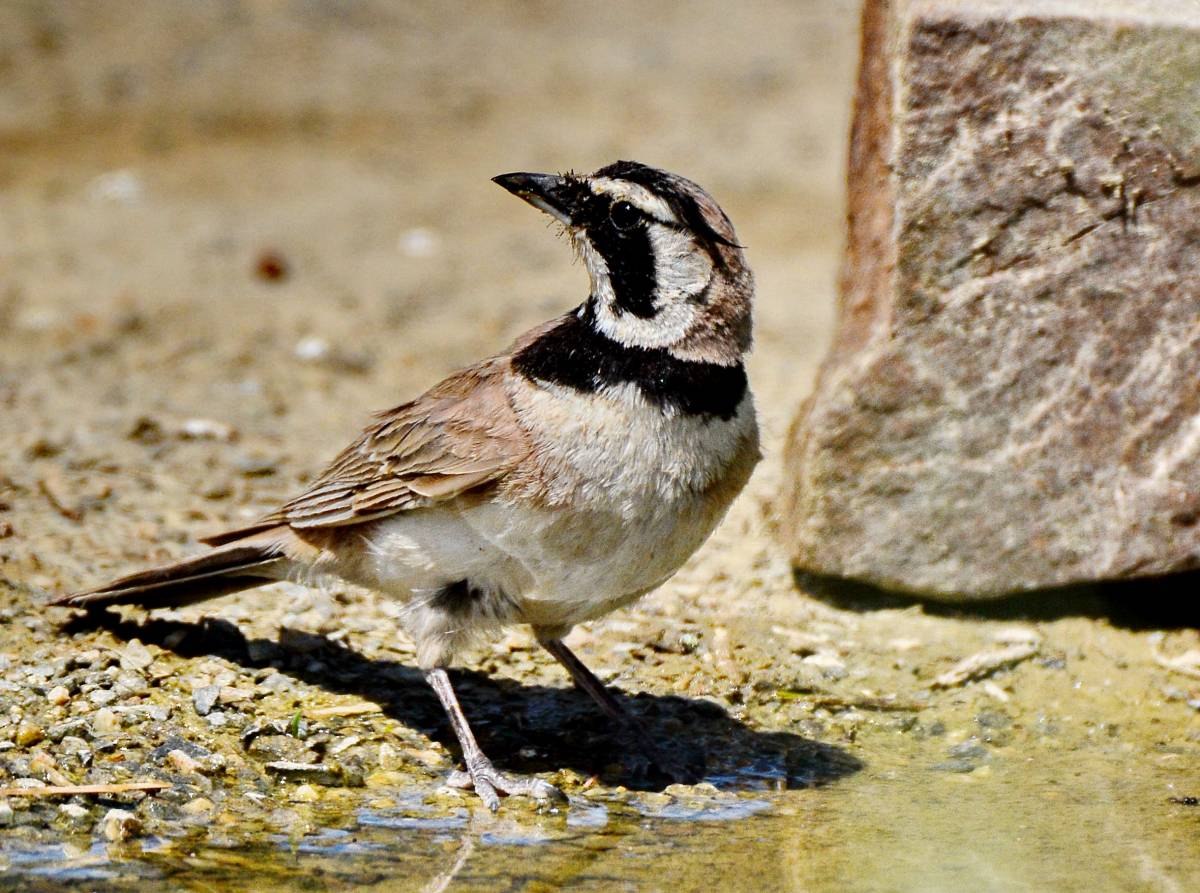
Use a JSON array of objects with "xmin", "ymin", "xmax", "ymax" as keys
[
  {"xmin": 199, "ymin": 522, "xmax": 282, "ymax": 548},
  {"xmin": 53, "ymin": 541, "xmax": 287, "ymax": 611}
]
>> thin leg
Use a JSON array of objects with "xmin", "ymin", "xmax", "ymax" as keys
[
  {"xmin": 541, "ymin": 638, "xmax": 634, "ymax": 725},
  {"xmin": 425, "ymin": 668, "xmax": 565, "ymax": 811},
  {"xmin": 540, "ymin": 638, "xmax": 695, "ymax": 781}
]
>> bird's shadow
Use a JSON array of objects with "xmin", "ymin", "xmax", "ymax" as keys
[{"xmin": 61, "ymin": 611, "xmax": 862, "ymax": 793}]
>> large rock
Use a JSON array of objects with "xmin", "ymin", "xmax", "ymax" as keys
[{"xmin": 782, "ymin": 0, "xmax": 1200, "ymax": 599}]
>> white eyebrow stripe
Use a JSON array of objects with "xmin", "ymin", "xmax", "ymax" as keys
[{"xmin": 588, "ymin": 178, "xmax": 677, "ymax": 223}]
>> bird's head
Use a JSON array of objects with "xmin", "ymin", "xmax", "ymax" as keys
[{"xmin": 493, "ymin": 161, "xmax": 752, "ymax": 365}]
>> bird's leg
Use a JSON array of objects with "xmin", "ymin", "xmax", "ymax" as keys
[
  {"xmin": 540, "ymin": 638, "xmax": 700, "ymax": 782},
  {"xmin": 424, "ymin": 667, "xmax": 565, "ymax": 811}
]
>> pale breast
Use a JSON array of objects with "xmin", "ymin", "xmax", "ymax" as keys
[
  {"xmin": 472, "ymin": 377, "xmax": 760, "ymax": 627},
  {"xmin": 503, "ymin": 377, "xmax": 757, "ymax": 509}
]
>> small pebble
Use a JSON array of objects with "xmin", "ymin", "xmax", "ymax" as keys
[
  {"xmin": 88, "ymin": 169, "xmax": 143, "ymax": 205},
  {"xmin": 234, "ymin": 454, "xmax": 278, "ymax": 477},
  {"xmin": 409, "ymin": 748, "xmax": 448, "ymax": 768},
  {"xmin": 88, "ymin": 689, "xmax": 117, "ymax": 707},
  {"xmin": 398, "ymin": 227, "xmax": 440, "ymax": 257},
  {"xmin": 328, "ymin": 736, "xmax": 360, "ymax": 757},
  {"xmin": 294, "ymin": 335, "xmax": 329, "ymax": 361},
  {"xmin": 948, "ymin": 742, "xmax": 989, "ymax": 760},
  {"xmin": 46, "ymin": 685, "xmax": 71, "ymax": 707},
  {"xmin": 265, "ymin": 761, "xmax": 359, "ymax": 787},
  {"xmin": 638, "ymin": 792, "xmax": 673, "ymax": 809},
  {"xmin": 193, "ymin": 684, "xmax": 222, "ymax": 717},
  {"xmin": 376, "ymin": 742, "xmax": 403, "ymax": 770},
  {"xmin": 218, "ymin": 686, "xmax": 254, "ymax": 705},
  {"xmin": 802, "ymin": 652, "xmax": 848, "ymax": 680},
  {"xmin": 60, "ymin": 735, "xmax": 91, "ymax": 755},
  {"xmin": 166, "ymin": 749, "xmax": 204, "ymax": 774},
  {"xmin": 0, "ymin": 800, "xmax": 11, "ymax": 827},
  {"xmin": 47, "ymin": 718, "xmax": 90, "ymax": 743},
  {"xmin": 59, "ymin": 803, "xmax": 91, "ymax": 824},
  {"xmin": 177, "ymin": 418, "xmax": 237, "ymax": 442},
  {"xmin": 365, "ymin": 770, "xmax": 408, "ymax": 788},
  {"xmin": 102, "ymin": 808, "xmax": 142, "ymax": 842},
  {"xmin": 119, "ymin": 640, "xmax": 155, "ymax": 672},
  {"xmin": 205, "ymin": 710, "xmax": 230, "ymax": 729},
  {"xmin": 150, "ymin": 735, "xmax": 212, "ymax": 763},
  {"xmin": 28, "ymin": 748, "xmax": 69, "ymax": 782},
  {"xmin": 16, "ymin": 722, "xmax": 44, "ymax": 747},
  {"xmin": 255, "ymin": 249, "xmax": 290, "ymax": 282},
  {"xmin": 181, "ymin": 797, "xmax": 215, "ymax": 815},
  {"xmin": 976, "ymin": 711, "xmax": 1012, "ymax": 730},
  {"xmin": 91, "ymin": 709, "xmax": 122, "ymax": 736},
  {"xmin": 291, "ymin": 784, "xmax": 321, "ymax": 803}
]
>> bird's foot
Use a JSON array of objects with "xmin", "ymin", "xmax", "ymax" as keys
[{"xmin": 446, "ymin": 756, "xmax": 566, "ymax": 812}]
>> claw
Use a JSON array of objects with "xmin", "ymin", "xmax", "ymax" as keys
[{"xmin": 447, "ymin": 757, "xmax": 566, "ymax": 811}]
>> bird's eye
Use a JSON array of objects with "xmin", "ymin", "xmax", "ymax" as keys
[{"xmin": 609, "ymin": 201, "xmax": 640, "ymax": 230}]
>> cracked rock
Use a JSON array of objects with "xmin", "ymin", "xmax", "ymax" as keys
[{"xmin": 782, "ymin": 0, "xmax": 1200, "ymax": 599}]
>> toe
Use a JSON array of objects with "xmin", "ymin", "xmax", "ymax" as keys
[
  {"xmin": 490, "ymin": 771, "xmax": 566, "ymax": 804},
  {"xmin": 474, "ymin": 775, "xmax": 501, "ymax": 812},
  {"xmin": 448, "ymin": 758, "xmax": 562, "ymax": 810},
  {"xmin": 527, "ymin": 778, "xmax": 568, "ymax": 803}
]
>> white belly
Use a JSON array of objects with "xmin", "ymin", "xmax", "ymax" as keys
[
  {"xmin": 459, "ymin": 485, "xmax": 735, "ymax": 629},
  {"xmin": 340, "ymin": 385, "xmax": 757, "ymax": 663},
  {"xmin": 356, "ymin": 476, "xmax": 742, "ymax": 646}
]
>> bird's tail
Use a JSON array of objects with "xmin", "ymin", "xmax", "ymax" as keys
[{"xmin": 52, "ymin": 535, "xmax": 289, "ymax": 611}]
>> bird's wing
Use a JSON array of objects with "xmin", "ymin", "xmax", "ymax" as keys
[{"xmin": 202, "ymin": 355, "xmax": 530, "ymax": 545}]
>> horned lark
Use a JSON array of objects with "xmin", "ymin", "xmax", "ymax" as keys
[{"xmin": 56, "ymin": 161, "xmax": 760, "ymax": 810}]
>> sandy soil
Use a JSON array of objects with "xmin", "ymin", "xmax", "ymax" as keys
[{"xmin": 1, "ymin": 2, "xmax": 1198, "ymax": 890}]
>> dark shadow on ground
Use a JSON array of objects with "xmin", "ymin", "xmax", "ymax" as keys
[
  {"xmin": 796, "ymin": 569, "xmax": 1200, "ymax": 631},
  {"xmin": 61, "ymin": 611, "xmax": 863, "ymax": 792}
]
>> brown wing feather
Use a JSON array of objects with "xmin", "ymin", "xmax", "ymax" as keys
[{"xmin": 203, "ymin": 355, "xmax": 530, "ymax": 546}]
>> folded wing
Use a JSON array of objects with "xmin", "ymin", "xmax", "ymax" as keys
[{"xmin": 203, "ymin": 356, "xmax": 530, "ymax": 546}]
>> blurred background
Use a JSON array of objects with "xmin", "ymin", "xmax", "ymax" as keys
[
  {"xmin": 0, "ymin": 1, "xmax": 856, "ymax": 498},
  {"xmin": 1, "ymin": 1, "xmax": 858, "ymax": 586}
]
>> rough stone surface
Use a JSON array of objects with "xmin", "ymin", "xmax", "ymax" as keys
[{"xmin": 782, "ymin": 0, "xmax": 1200, "ymax": 598}]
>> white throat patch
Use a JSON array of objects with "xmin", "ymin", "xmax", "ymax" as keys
[{"xmin": 576, "ymin": 221, "xmax": 713, "ymax": 350}]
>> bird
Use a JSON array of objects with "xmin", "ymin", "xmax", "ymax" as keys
[{"xmin": 54, "ymin": 161, "xmax": 760, "ymax": 810}]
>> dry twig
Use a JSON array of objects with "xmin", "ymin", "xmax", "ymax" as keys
[
  {"xmin": 0, "ymin": 781, "xmax": 170, "ymax": 799},
  {"xmin": 308, "ymin": 702, "xmax": 382, "ymax": 719},
  {"xmin": 933, "ymin": 642, "xmax": 1039, "ymax": 688}
]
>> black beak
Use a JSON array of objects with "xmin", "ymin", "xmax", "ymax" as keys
[{"xmin": 492, "ymin": 172, "xmax": 578, "ymax": 225}]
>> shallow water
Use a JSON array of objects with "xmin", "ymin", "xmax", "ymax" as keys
[{"xmin": 4, "ymin": 730, "xmax": 1197, "ymax": 893}]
